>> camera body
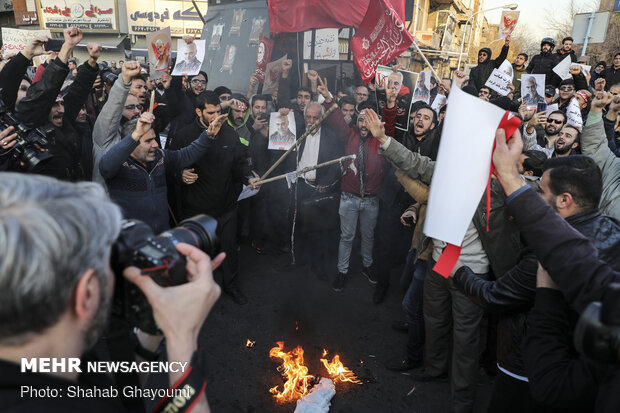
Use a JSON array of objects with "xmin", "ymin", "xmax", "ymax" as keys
[
  {"xmin": 111, "ymin": 215, "xmax": 219, "ymax": 334},
  {"xmin": 98, "ymin": 62, "xmax": 118, "ymax": 86},
  {"xmin": 575, "ymin": 283, "xmax": 620, "ymax": 364},
  {"xmin": 0, "ymin": 95, "xmax": 53, "ymax": 170}
]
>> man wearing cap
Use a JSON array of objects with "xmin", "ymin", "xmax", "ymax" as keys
[{"xmin": 17, "ymin": 28, "xmax": 100, "ymax": 181}]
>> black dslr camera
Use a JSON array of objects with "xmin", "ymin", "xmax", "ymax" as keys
[
  {"xmin": 98, "ymin": 62, "xmax": 118, "ymax": 85},
  {"xmin": 0, "ymin": 95, "xmax": 53, "ymax": 170},
  {"xmin": 575, "ymin": 283, "xmax": 620, "ymax": 364},
  {"xmin": 111, "ymin": 215, "xmax": 220, "ymax": 334}
]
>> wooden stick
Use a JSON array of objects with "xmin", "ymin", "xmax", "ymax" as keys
[
  {"xmin": 148, "ymin": 90, "xmax": 155, "ymax": 113},
  {"xmin": 260, "ymin": 103, "xmax": 339, "ymax": 181},
  {"xmin": 255, "ymin": 154, "xmax": 356, "ymax": 186},
  {"xmin": 411, "ymin": 39, "xmax": 443, "ymax": 86}
]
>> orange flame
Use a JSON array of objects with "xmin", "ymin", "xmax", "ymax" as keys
[
  {"xmin": 246, "ymin": 339, "xmax": 255, "ymax": 348},
  {"xmin": 320, "ymin": 350, "xmax": 363, "ymax": 384},
  {"xmin": 269, "ymin": 342, "xmax": 315, "ymax": 402}
]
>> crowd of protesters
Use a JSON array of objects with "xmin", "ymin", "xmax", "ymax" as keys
[{"xmin": 0, "ymin": 26, "xmax": 619, "ymax": 413}]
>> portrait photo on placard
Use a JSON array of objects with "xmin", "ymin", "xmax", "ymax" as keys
[
  {"xmin": 229, "ymin": 9, "xmax": 245, "ymax": 36},
  {"xmin": 521, "ymin": 74, "xmax": 546, "ymax": 104},
  {"xmin": 146, "ymin": 27, "xmax": 171, "ymax": 80},
  {"xmin": 221, "ymin": 45, "xmax": 237, "ymax": 72},
  {"xmin": 375, "ymin": 65, "xmax": 417, "ymax": 131},
  {"xmin": 412, "ymin": 69, "xmax": 432, "ymax": 104},
  {"xmin": 248, "ymin": 17, "xmax": 265, "ymax": 45},
  {"xmin": 172, "ymin": 39, "xmax": 205, "ymax": 76},
  {"xmin": 268, "ymin": 111, "xmax": 296, "ymax": 151},
  {"xmin": 209, "ymin": 23, "xmax": 224, "ymax": 50}
]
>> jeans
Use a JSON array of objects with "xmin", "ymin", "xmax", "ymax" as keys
[
  {"xmin": 337, "ymin": 192, "xmax": 379, "ymax": 274},
  {"xmin": 402, "ymin": 254, "xmax": 427, "ymax": 361}
]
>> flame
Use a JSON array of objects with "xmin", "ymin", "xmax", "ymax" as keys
[
  {"xmin": 246, "ymin": 339, "xmax": 255, "ymax": 348},
  {"xmin": 269, "ymin": 342, "xmax": 315, "ymax": 402},
  {"xmin": 320, "ymin": 350, "xmax": 363, "ymax": 384}
]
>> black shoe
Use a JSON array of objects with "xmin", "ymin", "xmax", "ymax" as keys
[
  {"xmin": 385, "ymin": 356, "xmax": 422, "ymax": 372},
  {"xmin": 332, "ymin": 272, "xmax": 347, "ymax": 292},
  {"xmin": 373, "ymin": 284, "xmax": 388, "ymax": 304},
  {"xmin": 411, "ymin": 370, "xmax": 448, "ymax": 383},
  {"xmin": 391, "ymin": 320, "xmax": 409, "ymax": 332},
  {"xmin": 362, "ymin": 266, "xmax": 378, "ymax": 284},
  {"xmin": 225, "ymin": 286, "xmax": 248, "ymax": 305}
]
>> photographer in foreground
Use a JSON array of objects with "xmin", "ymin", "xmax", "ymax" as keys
[{"xmin": 0, "ymin": 173, "xmax": 224, "ymax": 412}]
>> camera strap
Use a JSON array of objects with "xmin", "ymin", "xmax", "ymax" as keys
[{"xmin": 151, "ymin": 349, "xmax": 208, "ymax": 413}]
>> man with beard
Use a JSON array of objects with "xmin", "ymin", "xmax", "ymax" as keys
[
  {"xmin": 17, "ymin": 28, "xmax": 100, "ymax": 182},
  {"xmin": 527, "ymin": 37, "xmax": 561, "ymax": 87},
  {"xmin": 525, "ymin": 122, "xmax": 580, "ymax": 158},
  {"xmin": 0, "ymin": 173, "xmax": 222, "ymax": 413},
  {"xmin": 512, "ymin": 53, "xmax": 528, "ymax": 99},
  {"xmin": 523, "ymin": 110, "xmax": 566, "ymax": 155},
  {"xmin": 556, "ymin": 36, "xmax": 577, "ymax": 63},
  {"xmin": 524, "ymin": 110, "xmax": 580, "ymax": 158},
  {"xmin": 167, "ymin": 70, "xmax": 208, "ymax": 145},
  {"xmin": 226, "ymin": 94, "xmax": 252, "ymax": 147},
  {"xmin": 468, "ymin": 37, "xmax": 510, "ymax": 91},
  {"xmin": 92, "ymin": 61, "xmax": 143, "ymax": 185},
  {"xmin": 168, "ymin": 91, "xmax": 258, "ymax": 305}
]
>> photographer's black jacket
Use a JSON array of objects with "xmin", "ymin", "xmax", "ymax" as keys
[
  {"xmin": 0, "ymin": 52, "xmax": 30, "ymax": 111},
  {"xmin": 168, "ymin": 118, "xmax": 251, "ymax": 220},
  {"xmin": 17, "ymin": 57, "xmax": 97, "ymax": 181}
]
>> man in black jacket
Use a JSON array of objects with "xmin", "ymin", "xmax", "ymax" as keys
[
  {"xmin": 453, "ymin": 154, "xmax": 620, "ymax": 412},
  {"xmin": 527, "ymin": 37, "xmax": 561, "ymax": 87},
  {"xmin": 468, "ymin": 37, "xmax": 510, "ymax": 91},
  {"xmin": 556, "ymin": 36, "xmax": 577, "ymax": 63},
  {"xmin": 16, "ymin": 28, "xmax": 99, "ymax": 181},
  {"xmin": 169, "ymin": 91, "xmax": 258, "ymax": 305},
  {"xmin": 293, "ymin": 102, "xmax": 344, "ymax": 280}
]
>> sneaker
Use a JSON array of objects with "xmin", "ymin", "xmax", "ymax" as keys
[
  {"xmin": 385, "ymin": 356, "xmax": 423, "ymax": 372},
  {"xmin": 224, "ymin": 285, "xmax": 248, "ymax": 305},
  {"xmin": 362, "ymin": 266, "xmax": 378, "ymax": 284},
  {"xmin": 373, "ymin": 284, "xmax": 388, "ymax": 304},
  {"xmin": 332, "ymin": 272, "xmax": 347, "ymax": 292}
]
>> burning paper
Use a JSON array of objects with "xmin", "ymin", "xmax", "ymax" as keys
[
  {"xmin": 269, "ymin": 342, "xmax": 314, "ymax": 402},
  {"xmin": 320, "ymin": 350, "xmax": 362, "ymax": 384},
  {"xmin": 246, "ymin": 339, "xmax": 256, "ymax": 348},
  {"xmin": 294, "ymin": 378, "xmax": 335, "ymax": 413}
]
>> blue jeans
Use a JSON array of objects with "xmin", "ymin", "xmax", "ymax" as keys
[
  {"xmin": 401, "ymin": 252, "xmax": 427, "ymax": 361},
  {"xmin": 337, "ymin": 192, "xmax": 379, "ymax": 274}
]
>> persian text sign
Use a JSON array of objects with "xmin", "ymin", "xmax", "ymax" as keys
[
  {"xmin": 126, "ymin": 0, "xmax": 208, "ymax": 37},
  {"xmin": 350, "ymin": 0, "xmax": 413, "ymax": 83},
  {"xmin": 37, "ymin": 0, "xmax": 118, "ymax": 32}
]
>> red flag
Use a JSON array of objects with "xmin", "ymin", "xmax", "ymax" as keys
[
  {"xmin": 267, "ymin": 0, "xmax": 405, "ymax": 34},
  {"xmin": 254, "ymin": 34, "xmax": 274, "ymax": 83},
  {"xmin": 350, "ymin": 0, "xmax": 413, "ymax": 84}
]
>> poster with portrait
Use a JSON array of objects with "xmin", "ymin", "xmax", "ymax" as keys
[
  {"xmin": 485, "ymin": 60, "xmax": 514, "ymax": 96},
  {"xmin": 209, "ymin": 23, "xmax": 224, "ymax": 50},
  {"xmin": 374, "ymin": 65, "xmax": 418, "ymax": 132},
  {"xmin": 248, "ymin": 17, "xmax": 265, "ymax": 45},
  {"xmin": 412, "ymin": 69, "xmax": 432, "ymax": 104},
  {"xmin": 146, "ymin": 27, "xmax": 171, "ymax": 80},
  {"xmin": 253, "ymin": 34, "xmax": 273, "ymax": 83},
  {"xmin": 263, "ymin": 54, "xmax": 287, "ymax": 95},
  {"xmin": 172, "ymin": 39, "xmax": 206, "ymax": 76},
  {"xmin": 268, "ymin": 111, "xmax": 297, "ymax": 151},
  {"xmin": 221, "ymin": 45, "xmax": 237, "ymax": 73},
  {"xmin": 229, "ymin": 9, "xmax": 245, "ymax": 36},
  {"xmin": 498, "ymin": 11, "xmax": 520, "ymax": 39},
  {"xmin": 521, "ymin": 74, "xmax": 546, "ymax": 104}
]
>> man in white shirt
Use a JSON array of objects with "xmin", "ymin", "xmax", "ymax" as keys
[{"xmin": 293, "ymin": 102, "xmax": 344, "ymax": 279}]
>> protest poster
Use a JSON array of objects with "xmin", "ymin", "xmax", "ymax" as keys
[
  {"xmin": 485, "ymin": 60, "xmax": 513, "ymax": 96},
  {"xmin": 268, "ymin": 111, "xmax": 296, "ymax": 151},
  {"xmin": 171, "ymin": 39, "xmax": 205, "ymax": 76},
  {"xmin": 431, "ymin": 94, "xmax": 447, "ymax": 116},
  {"xmin": 412, "ymin": 69, "xmax": 432, "ymax": 104},
  {"xmin": 146, "ymin": 27, "xmax": 171, "ymax": 80},
  {"xmin": 498, "ymin": 11, "xmax": 520, "ymax": 39},
  {"xmin": 263, "ymin": 54, "xmax": 287, "ymax": 95},
  {"xmin": 248, "ymin": 17, "xmax": 266, "ymax": 45},
  {"xmin": 521, "ymin": 74, "xmax": 546, "ymax": 104},
  {"xmin": 552, "ymin": 55, "xmax": 573, "ymax": 81},
  {"xmin": 566, "ymin": 97, "xmax": 583, "ymax": 129},
  {"xmin": 350, "ymin": 0, "xmax": 413, "ymax": 83},
  {"xmin": 253, "ymin": 34, "xmax": 273, "ymax": 83},
  {"xmin": 229, "ymin": 9, "xmax": 245, "ymax": 36},
  {"xmin": 209, "ymin": 23, "xmax": 224, "ymax": 50},
  {"xmin": 425, "ymin": 81, "xmax": 507, "ymax": 246},
  {"xmin": 221, "ymin": 45, "xmax": 237, "ymax": 73},
  {"xmin": 578, "ymin": 64, "xmax": 592, "ymax": 74},
  {"xmin": 303, "ymin": 28, "xmax": 339, "ymax": 60},
  {"xmin": 375, "ymin": 65, "xmax": 417, "ymax": 131},
  {"xmin": 1, "ymin": 28, "xmax": 50, "ymax": 58}
]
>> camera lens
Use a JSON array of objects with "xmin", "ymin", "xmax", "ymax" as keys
[
  {"xmin": 159, "ymin": 214, "xmax": 220, "ymax": 258},
  {"xmin": 21, "ymin": 147, "xmax": 53, "ymax": 171}
]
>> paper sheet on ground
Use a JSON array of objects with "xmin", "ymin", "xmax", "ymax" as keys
[
  {"xmin": 237, "ymin": 185, "xmax": 259, "ymax": 201},
  {"xmin": 485, "ymin": 60, "xmax": 513, "ymax": 96},
  {"xmin": 424, "ymin": 81, "xmax": 506, "ymax": 246}
]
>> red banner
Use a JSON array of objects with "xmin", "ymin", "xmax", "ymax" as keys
[
  {"xmin": 267, "ymin": 0, "xmax": 405, "ymax": 34},
  {"xmin": 350, "ymin": 0, "xmax": 413, "ymax": 84},
  {"xmin": 254, "ymin": 34, "xmax": 274, "ymax": 83}
]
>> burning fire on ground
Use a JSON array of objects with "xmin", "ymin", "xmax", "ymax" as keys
[{"xmin": 269, "ymin": 342, "xmax": 361, "ymax": 402}]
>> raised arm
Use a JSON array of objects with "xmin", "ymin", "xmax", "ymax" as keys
[
  {"xmin": 62, "ymin": 43, "xmax": 100, "ymax": 124},
  {"xmin": 165, "ymin": 114, "xmax": 227, "ymax": 171}
]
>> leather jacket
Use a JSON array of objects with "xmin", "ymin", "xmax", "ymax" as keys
[{"xmin": 454, "ymin": 208, "xmax": 620, "ymax": 377}]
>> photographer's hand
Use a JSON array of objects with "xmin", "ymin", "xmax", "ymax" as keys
[
  {"xmin": 0, "ymin": 126, "xmax": 17, "ymax": 150},
  {"xmin": 124, "ymin": 243, "xmax": 225, "ymax": 386}
]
